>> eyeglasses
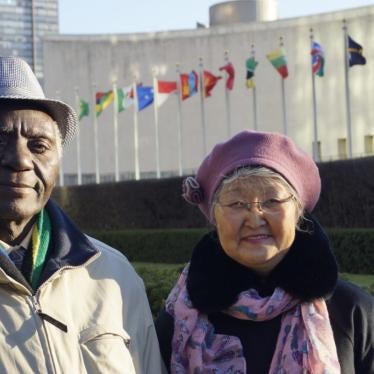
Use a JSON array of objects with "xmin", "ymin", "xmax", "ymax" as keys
[{"xmin": 217, "ymin": 195, "xmax": 294, "ymax": 215}]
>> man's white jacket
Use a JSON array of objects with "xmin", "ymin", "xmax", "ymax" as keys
[{"xmin": 0, "ymin": 200, "xmax": 163, "ymax": 374}]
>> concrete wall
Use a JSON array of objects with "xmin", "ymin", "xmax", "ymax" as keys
[{"xmin": 43, "ymin": 5, "xmax": 374, "ymax": 181}]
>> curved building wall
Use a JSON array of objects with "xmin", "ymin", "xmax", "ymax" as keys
[
  {"xmin": 43, "ymin": 6, "xmax": 374, "ymax": 182},
  {"xmin": 209, "ymin": 0, "xmax": 278, "ymax": 26}
]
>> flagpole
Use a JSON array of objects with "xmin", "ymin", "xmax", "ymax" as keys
[
  {"xmin": 74, "ymin": 87, "xmax": 82, "ymax": 185},
  {"xmin": 112, "ymin": 81, "xmax": 120, "ymax": 182},
  {"xmin": 251, "ymin": 45, "xmax": 258, "ymax": 131},
  {"xmin": 343, "ymin": 19, "xmax": 353, "ymax": 158},
  {"xmin": 223, "ymin": 50, "xmax": 231, "ymax": 137},
  {"xmin": 152, "ymin": 73, "xmax": 161, "ymax": 178},
  {"xmin": 92, "ymin": 83, "xmax": 100, "ymax": 184},
  {"xmin": 199, "ymin": 57, "xmax": 207, "ymax": 157},
  {"xmin": 133, "ymin": 81, "xmax": 140, "ymax": 180},
  {"xmin": 176, "ymin": 63, "xmax": 184, "ymax": 176},
  {"xmin": 56, "ymin": 90, "xmax": 64, "ymax": 186},
  {"xmin": 310, "ymin": 29, "xmax": 320, "ymax": 162},
  {"xmin": 280, "ymin": 37, "xmax": 288, "ymax": 136}
]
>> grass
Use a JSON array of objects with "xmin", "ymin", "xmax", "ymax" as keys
[
  {"xmin": 133, "ymin": 263, "xmax": 374, "ymax": 315},
  {"xmin": 340, "ymin": 273, "xmax": 374, "ymax": 294}
]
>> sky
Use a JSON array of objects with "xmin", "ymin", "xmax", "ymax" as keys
[{"xmin": 59, "ymin": 0, "xmax": 374, "ymax": 34}]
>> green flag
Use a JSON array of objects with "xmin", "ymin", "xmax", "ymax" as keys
[
  {"xmin": 117, "ymin": 85, "xmax": 133, "ymax": 113},
  {"xmin": 79, "ymin": 99, "xmax": 89, "ymax": 120},
  {"xmin": 245, "ymin": 57, "xmax": 258, "ymax": 88}
]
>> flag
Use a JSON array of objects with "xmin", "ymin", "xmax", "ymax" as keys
[
  {"xmin": 203, "ymin": 70, "xmax": 222, "ymax": 97},
  {"xmin": 136, "ymin": 85, "xmax": 154, "ymax": 111},
  {"xmin": 79, "ymin": 99, "xmax": 89, "ymax": 120},
  {"xmin": 117, "ymin": 85, "xmax": 133, "ymax": 112},
  {"xmin": 266, "ymin": 48, "xmax": 288, "ymax": 79},
  {"xmin": 246, "ymin": 57, "xmax": 258, "ymax": 88},
  {"xmin": 180, "ymin": 71, "xmax": 198, "ymax": 100},
  {"xmin": 219, "ymin": 62, "xmax": 235, "ymax": 90},
  {"xmin": 311, "ymin": 41, "xmax": 325, "ymax": 77},
  {"xmin": 156, "ymin": 80, "xmax": 177, "ymax": 107},
  {"xmin": 96, "ymin": 90, "xmax": 114, "ymax": 116},
  {"xmin": 348, "ymin": 35, "xmax": 366, "ymax": 67}
]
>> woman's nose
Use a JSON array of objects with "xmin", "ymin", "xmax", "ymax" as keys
[{"xmin": 243, "ymin": 208, "xmax": 266, "ymax": 227}]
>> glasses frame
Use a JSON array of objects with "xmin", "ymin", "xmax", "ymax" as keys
[{"xmin": 217, "ymin": 195, "xmax": 294, "ymax": 214}]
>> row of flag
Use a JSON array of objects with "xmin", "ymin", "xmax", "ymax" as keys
[{"xmin": 78, "ymin": 34, "xmax": 366, "ymax": 121}]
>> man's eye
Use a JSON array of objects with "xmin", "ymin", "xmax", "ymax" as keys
[{"xmin": 30, "ymin": 141, "xmax": 49, "ymax": 153}]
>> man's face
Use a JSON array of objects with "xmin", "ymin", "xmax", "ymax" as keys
[{"xmin": 0, "ymin": 106, "xmax": 60, "ymax": 224}]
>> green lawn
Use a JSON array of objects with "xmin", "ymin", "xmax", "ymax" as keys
[{"xmin": 133, "ymin": 262, "xmax": 374, "ymax": 316}]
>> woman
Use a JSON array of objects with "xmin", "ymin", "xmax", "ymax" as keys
[{"xmin": 155, "ymin": 130, "xmax": 373, "ymax": 374}]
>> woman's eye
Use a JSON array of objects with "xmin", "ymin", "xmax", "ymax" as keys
[
  {"xmin": 230, "ymin": 201, "xmax": 245, "ymax": 209},
  {"xmin": 262, "ymin": 199, "xmax": 279, "ymax": 209}
]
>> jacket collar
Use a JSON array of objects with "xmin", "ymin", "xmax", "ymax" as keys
[
  {"xmin": 38, "ymin": 199, "xmax": 99, "ymax": 285},
  {"xmin": 0, "ymin": 199, "xmax": 98, "ymax": 291},
  {"xmin": 187, "ymin": 215, "xmax": 338, "ymax": 314}
]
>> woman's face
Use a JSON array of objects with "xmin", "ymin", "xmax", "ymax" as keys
[{"xmin": 213, "ymin": 176, "xmax": 298, "ymax": 275}]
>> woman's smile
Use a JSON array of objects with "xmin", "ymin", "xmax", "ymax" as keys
[{"xmin": 240, "ymin": 233, "xmax": 273, "ymax": 244}]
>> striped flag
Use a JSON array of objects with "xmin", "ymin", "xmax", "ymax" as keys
[
  {"xmin": 246, "ymin": 57, "xmax": 258, "ymax": 88},
  {"xmin": 311, "ymin": 42, "xmax": 325, "ymax": 77},
  {"xmin": 117, "ymin": 85, "xmax": 133, "ymax": 112},
  {"xmin": 96, "ymin": 90, "xmax": 114, "ymax": 116},
  {"xmin": 156, "ymin": 80, "xmax": 177, "ymax": 107},
  {"xmin": 266, "ymin": 48, "xmax": 288, "ymax": 79}
]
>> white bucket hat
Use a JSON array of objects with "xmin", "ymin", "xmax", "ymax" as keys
[{"xmin": 0, "ymin": 56, "xmax": 77, "ymax": 147}]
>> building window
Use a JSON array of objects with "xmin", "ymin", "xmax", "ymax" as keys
[
  {"xmin": 364, "ymin": 135, "xmax": 374, "ymax": 155},
  {"xmin": 337, "ymin": 138, "xmax": 347, "ymax": 159}
]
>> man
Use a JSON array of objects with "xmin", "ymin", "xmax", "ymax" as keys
[{"xmin": 0, "ymin": 56, "xmax": 163, "ymax": 373}]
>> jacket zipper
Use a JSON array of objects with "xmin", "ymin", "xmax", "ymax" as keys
[
  {"xmin": 13, "ymin": 251, "xmax": 101, "ymax": 374},
  {"xmin": 31, "ymin": 297, "xmax": 68, "ymax": 332},
  {"xmin": 30, "ymin": 252, "xmax": 101, "ymax": 334},
  {"xmin": 29, "ymin": 296, "xmax": 58, "ymax": 374}
]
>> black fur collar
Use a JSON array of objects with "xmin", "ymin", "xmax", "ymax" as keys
[{"xmin": 187, "ymin": 216, "xmax": 338, "ymax": 314}]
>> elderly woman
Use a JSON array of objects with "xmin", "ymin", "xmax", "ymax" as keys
[{"xmin": 155, "ymin": 131, "xmax": 373, "ymax": 374}]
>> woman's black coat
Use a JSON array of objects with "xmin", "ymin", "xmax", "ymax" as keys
[{"xmin": 155, "ymin": 218, "xmax": 373, "ymax": 373}]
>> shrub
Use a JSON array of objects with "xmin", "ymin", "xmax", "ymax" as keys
[
  {"xmin": 133, "ymin": 263, "xmax": 184, "ymax": 317},
  {"xmin": 88, "ymin": 228, "xmax": 374, "ymax": 274}
]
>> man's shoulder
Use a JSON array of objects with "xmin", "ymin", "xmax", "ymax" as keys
[
  {"xmin": 87, "ymin": 235, "xmax": 131, "ymax": 264},
  {"xmin": 85, "ymin": 235, "xmax": 143, "ymax": 285}
]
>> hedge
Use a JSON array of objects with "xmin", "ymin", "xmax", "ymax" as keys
[
  {"xmin": 88, "ymin": 228, "xmax": 374, "ymax": 274},
  {"xmin": 134, "ymin": 264, "xmax": 374, "ymax": 317},
  {"xmin": 53, "ymin": 156, "xmax": 374, "ymax": 230}
]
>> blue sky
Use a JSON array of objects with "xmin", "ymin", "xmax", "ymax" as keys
[{"xmin": 59, "ymin": 0, "xmax": 374, "ymax": 34}]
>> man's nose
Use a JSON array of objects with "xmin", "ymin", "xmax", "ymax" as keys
[{"xmin": 1, "ymin": 139, "xmax": 33, "ymax": 171}]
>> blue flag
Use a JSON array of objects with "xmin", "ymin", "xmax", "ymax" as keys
[
  {"xmin": 348, "ymin": 35, "xmax": 366, "ymax": 67},
  {"xmin": 136, "ymin": 86, "xmax": 154, "ymax": 111}
]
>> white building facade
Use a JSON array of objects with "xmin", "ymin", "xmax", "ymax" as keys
[{"xmin": 43, "ymin": 5, "xmax": 374, "ymax": 184}]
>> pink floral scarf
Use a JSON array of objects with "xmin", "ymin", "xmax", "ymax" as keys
[{"xmin": 166, "ymin": 265, "xmax": 341, "ymax": 374}]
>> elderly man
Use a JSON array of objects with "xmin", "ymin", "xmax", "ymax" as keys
[{"xmin": 0, "ymin": 56, "xmax": 163, "ymax": 373}]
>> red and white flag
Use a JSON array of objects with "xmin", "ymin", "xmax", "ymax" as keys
[{"xmin": 156, "ymin": 80, "xmax": 177, "ymax": 107}]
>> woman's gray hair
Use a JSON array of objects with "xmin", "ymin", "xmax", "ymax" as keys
[{"xmin": 210, "ymin": 166, "xmax": 305, "ymax": 228}]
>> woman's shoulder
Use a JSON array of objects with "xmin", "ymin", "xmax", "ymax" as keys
[
  {"xmin": 329, "ymin": 278, "xmax": 373, "ymax": 310},
  {"xmin": 327, "ymin": 278, "xmax": 373, "ymax": 338}
]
